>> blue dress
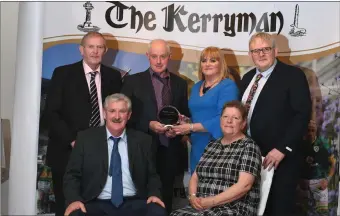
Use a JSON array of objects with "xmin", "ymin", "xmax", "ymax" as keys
[{"xmin": 188, "ymin": 78, "xmax": 239, "ymax": 173}]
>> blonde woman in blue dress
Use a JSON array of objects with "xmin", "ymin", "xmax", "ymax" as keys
[{"xmin": 173, "ymin": 47, "xmax": 239, "ymax": 173}]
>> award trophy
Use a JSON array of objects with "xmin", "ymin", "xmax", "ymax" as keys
[{"xmin": 158, "ymin": 105, "xmax": 180, "ymax": 129}]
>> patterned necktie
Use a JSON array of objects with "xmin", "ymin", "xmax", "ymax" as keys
[
  {"xmin": 109, "ymin": 137, "xmax": 123, "ymax": 207},
  {"xmin": 245, "ymin": 73, "xmax": 263, "ymax": 112},
  {"xmin": 161, "ymin": 76, "xmax": 172, "ymax": 107},
  {"xmin": 153, "ymin": 73, "xmax": 172, "ymax": 107},
  {"xmin": 153, "ymin": 73, "xmax": 172, "ymax": 147},
  {"xmin": 89, "ymin": 72, "xmax": 100, "ymax": 127}
]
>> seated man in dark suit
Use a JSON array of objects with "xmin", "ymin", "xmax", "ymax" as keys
[{"xmin": 63, "ymin": 93, "xmax": 166, "ymax": 216}]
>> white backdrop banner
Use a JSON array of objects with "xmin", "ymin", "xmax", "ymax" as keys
[
  {"xmin": 37, "ymin": 1, "xmax": 340, "ymax": 215},
  {"xmin": 43, "ymin": 2, "xmax": 340, "ymax": 55}
]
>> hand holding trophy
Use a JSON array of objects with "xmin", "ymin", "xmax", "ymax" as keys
[{"xmin": 158, "ymin": 105, "xmax": 181, "ymax": 130}]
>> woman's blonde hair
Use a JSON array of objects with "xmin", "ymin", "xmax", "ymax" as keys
[{"xmin": 198, "ymin": 47, "xmax": 230, "ymax": 82}]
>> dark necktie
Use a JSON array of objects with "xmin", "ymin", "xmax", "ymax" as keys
[
  {"xmin": 153, "ymin": 73, "xmax": 172, "ymax": 107},
  {"xmin": 245, "ymin": 73, "xmax": 263, "ymax": 113},
  {"xmin": 89, "ymin": 72, "xmax": 100, "ymax": 127},
  {"xmin": 109, "ymin": 137, "xmax": 123, "ymax": 207},
  {"xmin": 153, "ymin": 73, "xmax": 172, "ymax": 147}
]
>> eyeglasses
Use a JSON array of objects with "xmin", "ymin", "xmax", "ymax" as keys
[{"xmin": 250, "ymin": 47, "xmax": 273, "ymax": 55}]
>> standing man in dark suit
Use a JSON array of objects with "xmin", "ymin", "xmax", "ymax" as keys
[
  {"xmin": 241, "ymin": 32, "xmax": 311, "ymax": 216},
  {"xmin": 121, "ymin": 39, "xmax": 190, "ymax": 214},
  {"xmin": 45, "ymin": 32, "xmax": 122, "ymax": 216},
  {"xmin": 63, "ymin": 93, "xmax": 166, "ymax": 216}
]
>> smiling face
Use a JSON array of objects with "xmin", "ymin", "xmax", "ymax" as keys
[
  {"xmin": 200, "ymin": 55, "xmax": 221, "ymax": 78},
  {"xmin": 79, "ymin": 35, "xmax": 107, "ymax": 70},
  {"xmin": 104, "ymin": 100, "xmax": 131, "ymax": 136},
  {"xmin": 249, "ymin": 37, "xmax": 278, "ymax": 72},
  {"xmin": 198, "ymin": 47, "xmax": 228, "ymax": 81},
  {"xmin": 220, "ymin": 107, "xmax": 246, "ymax": 137}
]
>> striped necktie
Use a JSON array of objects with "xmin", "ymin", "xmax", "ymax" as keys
[
  {"xmin": 245, "ymin": 73, "xmax": 263, "ymax": 113},
  {"xmin": 89, "ymin": 71, "xmax": 100, "ymax": 127}
]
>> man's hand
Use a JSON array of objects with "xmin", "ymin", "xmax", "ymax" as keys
[
  {"xmin": 165, "ymin": 128, "xmax": 177, "ymax": 138},
  {"xmin": 147, "ymin": 196, "xmax": 165, "ymax": 208},
  {"xmin": 263, "ymin": 148, "xmax": 285, "ymax": 171},
  {"xmin": 71, "ymin": 140, "xmax": 76, "ymax": 148},
  {"xmin": 149, "ymin": 121, "xmax": 167, "ymax": 134},
  {"xmin": 64, "ymin": 201, "xmax": 86, "ymax": 216}
]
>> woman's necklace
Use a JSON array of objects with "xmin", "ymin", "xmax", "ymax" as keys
[{"xmin": 202, "ymin": 79, "xmax": 220, "ymax": 94}]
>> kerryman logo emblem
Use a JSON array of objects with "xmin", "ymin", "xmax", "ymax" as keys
[
  {"xmin": 77, "ymin": 1, "xmax": 100, "ymax": 32},
  {"xmin": 289, "ymin": 4, "xmax": 306, "ymax": 37}
]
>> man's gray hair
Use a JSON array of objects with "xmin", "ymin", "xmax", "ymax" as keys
[
  {"xmin": 147, "ymin": 39, "xmax": 171, "ymax": 55},
  {"xmin": 104, "ymin": 93, "xmax": 132, "ymax": 112},
  {"xmin": 80, "ymin": 31, "xmax": 107, "ymax": 48},
  {"xmin": 248, "ymin": 32, "xmax": 276, "ymax": 50}
]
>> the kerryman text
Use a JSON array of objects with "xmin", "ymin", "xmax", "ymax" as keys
[{"xmin": 105, "ymin": 2, "xmax": 284, "ymax": 37}]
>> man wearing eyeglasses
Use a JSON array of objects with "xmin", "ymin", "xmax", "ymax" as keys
[{"xmin": 240, "ymin": 32, "xmax": 311, "ymax": 216}]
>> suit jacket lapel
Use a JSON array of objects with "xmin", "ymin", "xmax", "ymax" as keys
[
  {"xmin": 142, "ymin": 71, "xmax": 158, "ymax": 114},
  {"xmin": 250, "ymin": 62, "xmax": 279, "ymax": 126},
  {"xmin": 98, "ymin": 127, "xmax": 109, "ymax": 175},
  {"xmin": 169, "ymin": 73, "xmax": 179, "ymax": 105},
  {"xmin": 74, "ymin": 61, "xmax": 90, "ymax": 102},
  {"xmin": 100, "ymin": 65, "xmax": 113, "ymax": 102},
  {"xmin": 100, "ymin": 65, "xmax": 107, "ymax": 102},
  {"xmin": 126, "ymin": 128, "xmax": 135, "ymax": 172}
]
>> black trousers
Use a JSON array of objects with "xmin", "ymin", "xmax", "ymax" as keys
[
  {"xmin": 70, "ymin": 199, "xmax": 167, "ymax": 216},
  {"xmin": 264, "ymin": 153, "xmax": 302, "ymax": 216},
  {"xmin": 156, "ymin": 144, "xmax": 183, "ymax": 215},
  {"xmin": 51, "ymin": 165, "xmax": 67, "ymax": 216}
]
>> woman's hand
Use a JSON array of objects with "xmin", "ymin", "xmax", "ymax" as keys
[
  {"xmin": 172, "ymin": 124, "xmax": 191, "ymax": 135},
  {"xmin": 189, "ymin": 195, "xmax": 203, "ymax": 210},
  {"xmin": 178, "ymin": 114, "xmax": 191, "ymax": 124},
  {"xmin": 199, "ymin": 196, "xmax": 216, "ymax": 209}
]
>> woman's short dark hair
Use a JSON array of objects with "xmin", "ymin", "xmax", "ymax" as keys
[{"xmin": 221, "ymin": 100, "xmax": 247, "ymax": 120}]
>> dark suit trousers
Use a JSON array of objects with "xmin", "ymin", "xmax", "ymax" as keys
[
  {"xmin": 70, "ymin": 199, "xmax": 167, "ymax": 216},
  {"xmin": 156, "ymin": 144, "xmax": 181, "ymax": 215},
  {"xmin": 51, "ymin": 165, "xmax": 67, "ymax": 216},
  {"xmin": 264, "ymin": 153, "xmax": 302, "ymax": 216}
]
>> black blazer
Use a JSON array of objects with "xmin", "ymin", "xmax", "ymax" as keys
[
  {"xmin": 63, "ymin": 127, "xmax": 162, "ymax": 205},
  {"xmin": 45, "ymin": 61, "xmax": 122, "ymax": 169},
  {"xmin": 121, "ymin": 70, "xmax": 190, "ymax": 152},
  {"xmin": 240, "ymin": 60, "xmax": 311, "ymax": 156}
]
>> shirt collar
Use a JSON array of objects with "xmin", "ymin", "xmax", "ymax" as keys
[
  {"xmin": 105, "ymin": 127, "xmax": 127, "ymax": 143},
  {"xmin": 83, "ymin": 60, "xmax": 101, "ymax": 74},
  {"xmin": 255, "ymin": 58, "xmax": 277, "ymax": 78},
  {"xmin": 149, "ymin": 68, "xmax": 170, "ymax": 79}
]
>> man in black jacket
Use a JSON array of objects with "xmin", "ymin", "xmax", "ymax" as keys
[
  {"xmin": 121, "ymin": 39, "xmax": 190, "ymax": 214},
  {"xmin": 241, "ymin": 32, "xmax": 311, "ymax": 215},
  {"xmin": 45, "ymin": 32, "xmax": 122, "ymax": 216},
  {"xmin": 64, "ymin": 93, "xmax": 166, "ymax": 216}
]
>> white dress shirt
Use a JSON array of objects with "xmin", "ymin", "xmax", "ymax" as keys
[
  {"xmin": 242, "ymin": 59, "xmax": 277, "ymax": 136},
  {"xmin": 97, "ymin": 128, "xmax": 137, "ymax": 199},
  {"xmin": 83, "ymin": 61, "xmax": 104, "ymax": 126}
]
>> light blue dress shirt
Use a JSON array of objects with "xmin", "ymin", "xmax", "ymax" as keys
[
  {"xmin": 97, "ymin": 128, "xmax": 136, "ymax": 199},
  {"xmin": 241, "ymin": 59, "xmax": 277, "ymax": 136}
]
